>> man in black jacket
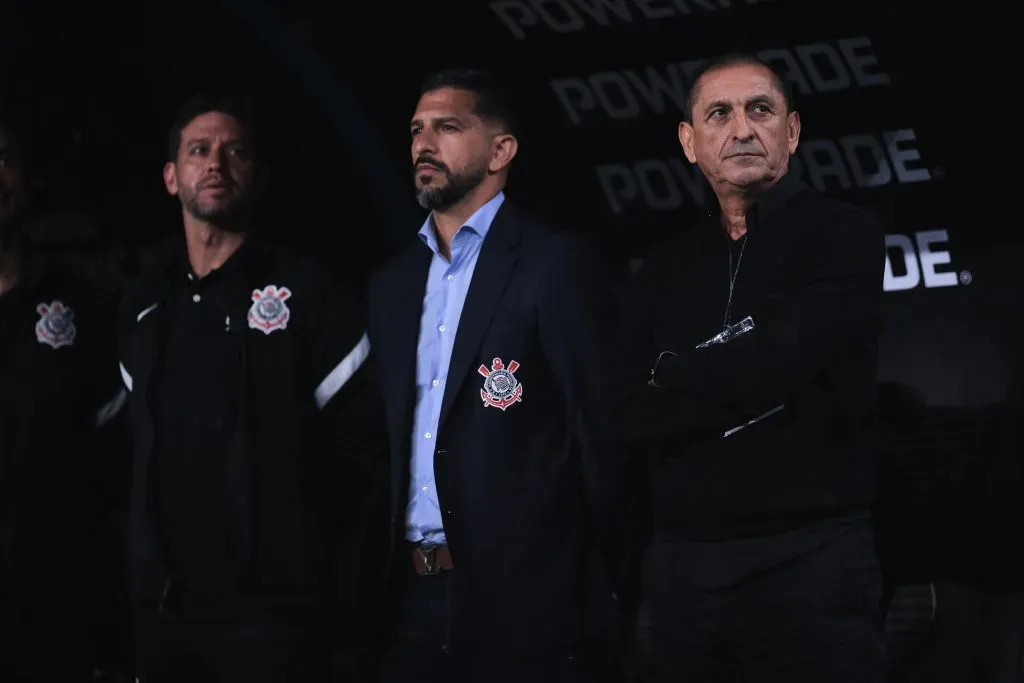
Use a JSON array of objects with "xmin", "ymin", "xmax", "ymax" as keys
[
  {"xmin": 614, "ymin": 55, "xmax": 886, "ymax": 682},
  {"xmin": 119, "ymin": 95, "xmax": 386, "ymax": 682}
]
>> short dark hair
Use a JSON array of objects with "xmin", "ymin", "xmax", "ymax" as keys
[
  {"xmin": 684, "ymin": 53, "xmax": 794, "ymax": 124},
  {"xmin": 166, "ymin": 93, "xmax": 260, "ymax": 163},
  {"xmin": 419, "ymin": 68, "xmax": 520, "ymax": 137}
]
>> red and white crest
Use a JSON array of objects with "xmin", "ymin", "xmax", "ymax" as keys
[
  {"xmin": 35, "ymin": 300, "xmax": 77, "ymax": 349},
  {"xmin": 478, "ymin": 357, "xmax": 523, "ymax": 411},
  {"xmin": 248, "ymin": 285, "xmax": 292, "ymax": 334}
]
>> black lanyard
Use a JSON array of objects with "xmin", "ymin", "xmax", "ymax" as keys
[{"xmin": 723, "ymin": 234, "xmax": 748, "ymax": 329}]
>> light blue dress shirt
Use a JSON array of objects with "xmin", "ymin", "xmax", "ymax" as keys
[{"xmin": 406, "ymin": 191, "xmax": 506, "ymax": 545}]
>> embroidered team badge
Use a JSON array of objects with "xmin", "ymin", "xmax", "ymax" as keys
[
  {"xmin": 478, "ymin": 357, "xmax": 523, "ymax": 411},
  {"xmin": 35, "ymin": 301, "xmax": 77, "ymax": 349},
  {"xmin": 247, "ymin": 285, "xmax": 292, "ymax": 334}
]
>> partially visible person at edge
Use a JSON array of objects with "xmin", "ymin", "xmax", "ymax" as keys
[
  {"xmin": 367, "ymin": 68, "xmax": 624, "ymax": 682},
  {"xmin": 0, "ymin": 105, "xmax": 131, "ymax": 681},
  {"xmin": 610, "ymin": 54, "xmax": 886, "ymax": 683},
  {"xmin": 117, "ymin": 94, "xmax": 387, "ymax": 683}
]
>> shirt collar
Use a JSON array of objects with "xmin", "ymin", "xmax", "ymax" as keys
[
  {"xmin": 418, "ymin": 191, "xmax": 506, "ymax": 256},
  {"xmin": 751, "ymin": 170, "xmax": 807, "ymax": 224},
  {"xmin": 172, "ymin": 234, "xmax": 251, "ymax": 284},
  {"xmin": 706, "ymin": 170, "xmax": 808, "ymax": 234}
]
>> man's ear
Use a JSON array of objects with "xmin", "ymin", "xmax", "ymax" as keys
[
  {"xmin": 787, "ymin": 110, "xmax": 802, "ymax": 155},
  {"xmin": 163, "ymin": 162, "xmax": 178, "ymax": 196},
  {"xmin": 490, "ymin": 133, "xmax": 518, "ymax": 173},
  {"xmin": 678, "ymin": 121, "xmax": 697, "ymax": 164}
]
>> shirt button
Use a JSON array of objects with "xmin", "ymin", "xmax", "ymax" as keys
[
  {"xmin": 192, "ymin": 293, "xmax": 201, "ymax": 303},
  {"xmin": 422, "ymin": 486, "xmax": 429, "ymax": 492},
  {"xmin": 424, "ymin": 432, "xmax": 432, "ymax": 439},
  {"xmin": 432, "ymin": 379, "xmax": 440, "ymax": 388},
  {"xmin": 447, "ymin": 275, "xmax": 454, "ymax": 281},
  {"xmin": 438, "ymin": 325, "xmax": 446, "ymax": 333}
]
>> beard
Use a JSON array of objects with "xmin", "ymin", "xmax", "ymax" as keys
[
  {"xmin": 414, "ymin": 161, "xmax": 487, "ymax": 212},
  {"xmin": 178, "ymin": 184, "xmax": 252, "ymax": 233}
]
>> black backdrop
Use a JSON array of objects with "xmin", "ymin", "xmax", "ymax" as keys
[{"xmin": 3, "ymin": 0, "xmax": 1016, "ymax": 420}]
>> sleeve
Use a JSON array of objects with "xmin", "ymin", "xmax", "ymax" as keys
[
  {"xmin": 614, "ymin": 208, "xmax": 885, "ymax": 442},
  {"xmin": 304, "ymin": 271, "xmax": 390, "ymax": 682},
  {"xmin": 82, "ymin": 285, "xmax": 135, "ymax": 675},
  {"xmin": 536, "ymin": 236, "xmax": 628, "ymax": 590},
  {"xmin": 604, "ymin": 249, "xmax": 736, "ymax": 444},
  {"xmin": 95, "ymin": 304, "xmax": 130, "ymax": 428}
]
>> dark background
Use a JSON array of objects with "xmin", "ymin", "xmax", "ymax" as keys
[
  {"xmin": 3, "ymin": 7, "xmax": 1020, "ymax": 680},
  {"xmin": 3, "ymin": 3, "xmax": 1016, "ymax": 579}
]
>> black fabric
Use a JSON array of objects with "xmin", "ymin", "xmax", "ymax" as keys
[
  {"xmin": 3, "ymin": 609, "xmax": 94, "ymax": 682},
  {"xmin": 120, "ymin": 235, "xmax": 388, "ymax": 677},
  {"xmin": 378, "ymin": 570, "xmax": 609, "ymax": 683},
  {"xmin": 151, "ymin": 249, "xmax": 247, "ymax": 607},
  {"xmin": 643, "ymin": 522, "xmax": 886, "ymax": 683},
  {"xmin": 134, "ymin": 609, "xmax": 328, "ymax": 683},
  {"xmin": 657, "ymin": 512, "xmax": 867, "ymax": 590},
  {"xmin": 367, "ymin": 200, "xmax": 622, "ymax": 661},
  {"xmin": 611, "ymin": 172, "xmax": 885, "ymax": 541},
  {"xmin": 0, "ymin": 267, "xmax": 126, "ymax": 678}
]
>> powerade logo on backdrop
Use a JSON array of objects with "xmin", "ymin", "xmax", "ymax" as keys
[
  {"xmin": 884, "ymin": 230, "xmax": 971, "ymax": 292},
  {"xmin": 628, "ymin": 229, "xmax": 971, "ymax": 293},
  {"xmin": 490, "ymin": 0, "xmax": 773, "ymax": 39}
]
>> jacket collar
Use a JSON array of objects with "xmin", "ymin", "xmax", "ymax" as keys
[{"xmin": 706, "ymin": 169, "xmax": 808, "ymax": 233}]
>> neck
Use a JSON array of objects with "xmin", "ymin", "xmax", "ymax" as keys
[
  {"xmin": 719, "ymin": 195, "xmax": 752, "ymax": 240},
  {"xmin": 183, "ymin": 214, "xmax": 246, "ymax": 278},
  {"xmin": 715, "ymin": 165, "xmax": 790, "ymax": 240},
  {"xmin": 431, "ymin": 182, "xmax": 502, "ymax": 261}
]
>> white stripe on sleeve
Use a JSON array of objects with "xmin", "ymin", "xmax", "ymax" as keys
[
  {"xmin": 314, "ymin": 332, "xmax": 371, "ymax": 409},
  {"xmin": 95, "ymin": 387, "xmax": 128, "ymax": 427},
  {"xmin": 119, "ymin": 362, "xmax": 133, "ymax": 392}
]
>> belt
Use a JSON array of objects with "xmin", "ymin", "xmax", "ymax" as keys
[{"xmin": 411, "ymin": 545, "xmax": 455, "ymax": 575}]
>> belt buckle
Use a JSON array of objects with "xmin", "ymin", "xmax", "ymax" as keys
[{"xmin": 417, "ymin": 546, "xmax": 440, "ymax": 576}]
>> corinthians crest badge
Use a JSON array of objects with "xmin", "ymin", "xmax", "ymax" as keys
[
  {"xmin": 35, "ymin": 301, "xmax": 77, "ymax": 349},
  {"xmin": 478, "ymin": 357, "xmax": 523, "ymax": 411},
  {"xmin": 248, "ymin": 285, "xmax": 292, "ymax": 334}
]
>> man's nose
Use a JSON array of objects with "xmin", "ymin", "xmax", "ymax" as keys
[
  {"xmin": 413, "ymin": 130, "xmax": 438, "ymax": 157},
  {"xmin": 729, "ymin": 113, "xmax": 755, "ymax": 140},
  {"xmin": 208, "ymin": 144, "xmax": 230, "ymax": 170}
]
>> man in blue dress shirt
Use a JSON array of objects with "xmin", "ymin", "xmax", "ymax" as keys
[{"xmin": 368, "ymin": 68, "xmax": 623, "ymax": 682}]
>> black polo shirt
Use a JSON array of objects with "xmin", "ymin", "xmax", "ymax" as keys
[
  {"xmin": 0, "ymin": 267, "xmax": 123, "ymax": 607},
  {"xmin": 150, "ymin": 247, "xmax": 248, "ymax": 606},
  {"xmin": 121, "ymin": 236, "xmax": 385, "ymax": 621}
]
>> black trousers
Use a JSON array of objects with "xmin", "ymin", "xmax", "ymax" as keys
[
  {"xmin": 642, "ymin": 524, "xmax": 886, "ymax": 683},
  {"xmin": 377, "ymin": 568, "xmax": 605, "ymax": 683},
  {"xmin": 894, "ymin": 582, "xmax": 1024, "ymax": 683},
  {"xmin": 134, "ymin": 608, "xmax": 328, "ymax": 683},
  {"xmin": 3, "ymin": 608, "xmax": 94, "ymax": 683}
]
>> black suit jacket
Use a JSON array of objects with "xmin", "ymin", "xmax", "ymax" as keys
[{"xmin": 368, "ymin": 199, "xmax": 620, "ymax": 657}]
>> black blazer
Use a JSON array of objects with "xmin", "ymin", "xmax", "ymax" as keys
[{"xmin": 368, "ymin": 199, "xmax": 621, "ymax": 657}]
